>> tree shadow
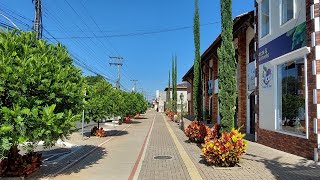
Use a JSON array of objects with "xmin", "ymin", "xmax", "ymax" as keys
[
  {"xmin": 242, "ymin": 153, "xmax": 320, "ymax": 179},
  {"xmin": 128, "ymin": 120, "xmax": 142, "ymax": 124},
  {"xmin": 107, "ymin": 130, "xmax": 129, "ymax": 136},
  {"xmin": 27, "ymin": 145, "xmax": 108, "ymax": 179},
  {"xmin": 134, "ymin": 117, "xmax": 148, "ymax": 120}
]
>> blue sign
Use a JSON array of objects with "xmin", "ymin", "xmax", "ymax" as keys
[{"xmin": 259, "ymin": 22, "xmax": 306, "ymax": 65}]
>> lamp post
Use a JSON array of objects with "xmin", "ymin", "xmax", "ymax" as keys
[{"xmin": 179, "ymin": 93, "xmax": 184, "ymax": 130}]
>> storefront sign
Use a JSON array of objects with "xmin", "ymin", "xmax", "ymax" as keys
[
  {"xmin": 258, "ymin": 22, "xmax": 306, "ymax": 65},
  {"xmin": 247, "ymin": 61, "xmax": 256, "ymax": 91},
  {"xmin": 261, "ymin": 65, "xmax": 272, "ymax": 88},
  {"xmin": 208, "ymin": 80, "xmax": 213, "ymax": 95}
]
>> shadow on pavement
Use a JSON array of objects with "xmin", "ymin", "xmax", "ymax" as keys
[
  {"xmin": 243, "ymin": 153, "xmax": 320, "ymax": 179},
  {"xmin": 107, "ymin": 130, "xmax": 129, "ymax": 136},
  {"xmin": 27, "ymin": 145, "xmax": 107, "ymax": 179},
  {"xmin": 134, "ymin": 117, "xmax": 148, "ymax": 120},
  {"xmin": 128, "ymin": 120, "xmax": 142, "ymax": 124}
]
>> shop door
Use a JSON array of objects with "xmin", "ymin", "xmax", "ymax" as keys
[{"xmin": 249, "ymin": 93, "xmax": 255, "ymax": 134}]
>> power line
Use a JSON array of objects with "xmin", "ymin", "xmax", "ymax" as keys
[{"xmin": 48, "ymin": 21, "xmax": 220, "ymax": 40}]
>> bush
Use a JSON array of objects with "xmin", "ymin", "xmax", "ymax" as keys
[
  {"xmin": 90, "ymin": 126, "xmax": 99, "ymax": 136},
  {"xmin": 201, "ymin": 128, "xmax": 247, "ymax": 167},
  {"xmin": 204, "ymin": 123, "xmax": 221, "ymax": 144},
  {"xmin": 0, "ymin": 147, "xmax": 42, "ymax": 177},
  {"xmin": 184, "ymin": 121, "xmax": 207, "ymax": 143},
  {"xmin": 0, "ymin": 30, "xmax": 84, "ymax": 164},
  {"xmin": 90, "ymin": 126, "xmax": 106, "ymax": 137}
]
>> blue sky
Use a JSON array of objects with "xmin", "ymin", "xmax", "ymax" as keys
[{"xmin": 0, "ymin": 0, "xmax": 254, "ymax": 100}]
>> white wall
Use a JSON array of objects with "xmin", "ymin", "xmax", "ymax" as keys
[
  {"xmin": 257, "ymin": 0, "xmax": 307, "ymax": 132},
  {"xmin": 258, "ymin": 0, "xmax": 306, "ymax": 47}
]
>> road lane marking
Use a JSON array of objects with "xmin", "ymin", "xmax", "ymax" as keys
[
  {"xmin": 162, "ymin": 115, "xmax": 203, "ymax": 180},
  {"xmin": 129, "ymin": 114, "xmax": 156, "ymax": 180}
]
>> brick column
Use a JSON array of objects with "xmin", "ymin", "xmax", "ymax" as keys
[{"xmin": 237, "ymin": 30, "xmax": 247, "ymax": 133}]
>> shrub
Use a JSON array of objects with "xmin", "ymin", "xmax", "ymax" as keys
[
  {"xmin": 91, "ymin": 126, "xmax": 99, "ymax": 136},
  {"xmin": 202, "ymin": 128, "xmax": 247, "ymax": 167},
  {"xmin": 95, "ymin": 128, "xmax": 106, "ymax": 137},
  {"xmin": 184, "ymin": 121, "xmax": 207, "ymax": 143},
  {"xmin": 90, "ymin": 126, "xmax": 106, "ymax": 137},
  {"xmin": 0, "ymin": 147, "xmax": 42, "ymax": 177},
  {"xmin": 204, "ymin": 123, "xmax": 221, "ymax": 144}
]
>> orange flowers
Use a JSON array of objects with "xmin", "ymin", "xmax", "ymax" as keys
[
  {"xmin": 184, "ymin": 121, "xmax": 207, "ymax": 143},
  {"xmin": 201, "ymin": 128, "xmax": 247, "ymax": 167}
]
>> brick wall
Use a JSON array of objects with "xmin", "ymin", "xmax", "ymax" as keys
[{"xmin": 237, "ymin": 29, "xmax": 247, "ymax": 133}]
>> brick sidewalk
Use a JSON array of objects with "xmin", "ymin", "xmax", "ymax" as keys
[
  {"xmin": 168, "ymin": 115, "xmax": 320, "ymax": 180},
  {"xmin": 138, "ymin": 114, "xmax": 191, "ymax": 180}
]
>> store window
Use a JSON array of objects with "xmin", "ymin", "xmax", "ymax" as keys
[
  {"xmin": 277, "ymin": 58, "xmax": 306, "ymax": 135},
  {"xmin": 249, "ymin": 39, "xmax": 255, "ymax": 63},
  {"xmin": 260, "ymin": 0, "xmax": 270, "ymax": 37},
  {"xmin": 281, "ymin": 0, "xmax": 294, "ymax": 25}
]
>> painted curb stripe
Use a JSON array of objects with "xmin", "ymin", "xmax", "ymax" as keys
[{"xmin": 162, "ymin": 115, "xmax": 203, "ymax": 180}]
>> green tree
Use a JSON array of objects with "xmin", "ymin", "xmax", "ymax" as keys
[
  {"xmin": 84, "ymin": 75, "xmax": 113, "ymax": 128},
  {"xmin": 218, "ymin": 0, "xmax": 237, "ymax": 131},
  {"xmin": 193, "ymin": 0, "xmax": 203, "ymax": 121},
  {"xmin": 173, "ymin": 55, "xmax": 178, "ymax": 113},
  {"xmin": 172, "ymin": 56, "xmax": 175, "ymax": 112},
  {"xmin": 0, "ymin": 30, "xmax": 84, "ymax": 158},
  {"xmin": 166, "ymin": 70, "xmax": 171, "ymax": 111}
]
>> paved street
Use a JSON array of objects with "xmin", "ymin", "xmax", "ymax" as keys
[
  {"xmin": 51, "ymin": 112, "xmax": 154, "ymax": 180},
  {"xmin": 26, "ymin": 110, "xmax": 320, "ymax": 180}
]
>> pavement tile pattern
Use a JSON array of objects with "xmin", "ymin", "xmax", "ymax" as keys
[
  {"xmin": 138, "ymin": 114, "xmax": 191, "ymax": 180},
  {"xmin": 169, "ymin": 117, "xmax": 320, "ymax": 180}
]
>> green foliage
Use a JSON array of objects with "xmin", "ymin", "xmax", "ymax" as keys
[
  {"xmin": 166, "ymin": 70, "xmax": 171, "ymax": 110},
  {"xmin": 171, "ymin": 55, "xmax": 178, "ymax": 113},
  {"xmin": 193, "ymin": 0, "xmax": 203, "ymax": 120},
  {"xmin": 218, "ymin": 0, "xmax": 237, "ymax": 131},
  {"xmin": 84, "ymin": 75, "xmax": 113, "ymax": 125},
  {"xmin": 0, "ymin": 30, "xmax": 84, "ymax": 158},
  {"xmin": 171, "ymin": 56, "xmax": 175, "ymax": 112},
  {"xmin": 84, "ymin": 76, "xmax": 147, "ymax": 125},
  {"xmin": 174, "ymin": 56, "xmax": 178, "ymax": 113}
]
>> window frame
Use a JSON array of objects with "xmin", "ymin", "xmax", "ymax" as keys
[
  {"xmin": 274, "ymin": 55, "xmax": 309, "ymax": 138},
  {"xmin": 259, "ymin": 0, "xmax": 271, "ymax": 38},
  {"xmin": 280, "ymin": 0, "xmax": 295, "ymax": 26}
]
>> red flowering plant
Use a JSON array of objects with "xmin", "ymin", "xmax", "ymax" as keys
[
  {"xmin": 168, "ymin": 112, "xmax": 175, "ymax": 121},
  {"xmin": 204, "ymin": 123, "xmax": 221, "ymax": 144},
  {"xmin": 201, "ymin": 128, "xmax": 247, "ymax": 167},
  {"xmin": 95, "ymin": 128, "xmax": 106, "ymax": 137},
  {"xmin": 184, "ymin": 121, "xmax": 207, "ymax": 143}
]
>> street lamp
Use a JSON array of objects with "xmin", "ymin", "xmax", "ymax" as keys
[{"xmin": 179, "ymin": 93, "xmax": 184, "ymax": 130}]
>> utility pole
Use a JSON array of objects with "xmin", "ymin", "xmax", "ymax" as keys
[
  {"xmin": 131, "ymin": 80, "xmax": 138, "ymax": 91},
  {"xmin": 32, "ymin": 0, "xmax": 43, "ymax": 39},
  {"xmin": 109, "ymin": 56, "xmax": 123, "ymax": 89}
]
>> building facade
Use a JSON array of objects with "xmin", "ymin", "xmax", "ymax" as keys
[
  {"xmin": 182, "ymin": 0, "xmax": 320, "ymax": 160},
  {"xmin": 156, "ymin": 83, "xmax": 188, "ymax": 113},
  {"xmin": 255, "ymin": 0, "xmax": 320, "ymax": 160},
  {"xmin": 183, "ymin": 11, "xmax": 255, "ymax": 135}
]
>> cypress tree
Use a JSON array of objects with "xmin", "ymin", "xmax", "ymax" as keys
[
  {"xmin": 167, "ymin": 70, "xmax": 171, "ymax": 110},
  {"xmin": 217, "ymin": 0, "xmax": 237, "ymax": 131},
  {"xmin": 193, "ymin": 0, "xmax": 202, "ymax": 121},
  {"xmin": 174, "ymin": 55, "xmax": 178, "ymax": 113},
  {"xmin": 172, "ymin": 56, "xmax": 176, "ymax": 112}
]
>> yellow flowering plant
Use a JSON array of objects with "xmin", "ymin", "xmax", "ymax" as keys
[{"xmin": 201, "ymin": 128, "xmax": 247, "ymax": 167}]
